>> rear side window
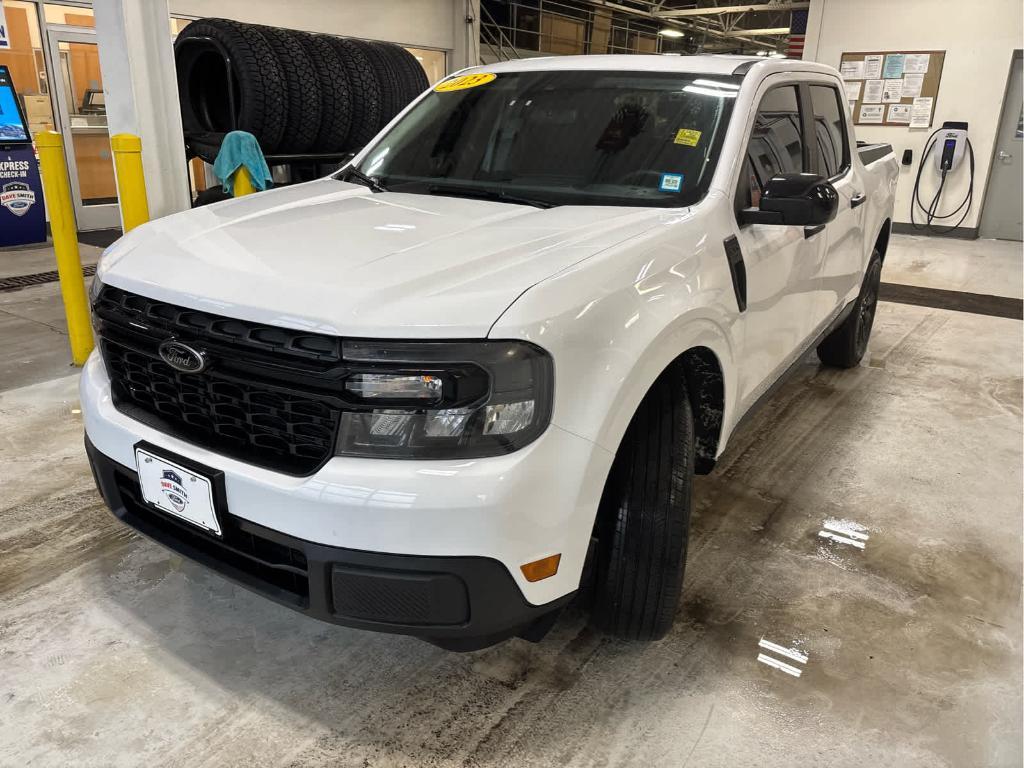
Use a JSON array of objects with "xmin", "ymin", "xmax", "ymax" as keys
[
  {"xmin": 810, "ymin": 85, "xmax": 849, "ymax": 178},
  {"xmin": 736, "ymin": 85, "xmax": 805, "ymax": 210}
]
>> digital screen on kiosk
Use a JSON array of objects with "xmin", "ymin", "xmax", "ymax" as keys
[{"xmin": 0, "ymin": 66, "xmax": 31, "ymax": 144}]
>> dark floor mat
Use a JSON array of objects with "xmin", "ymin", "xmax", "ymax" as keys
[
  {"xmin": 879, "ymin": 282, "xmax": 1023, "ymax": 320},
  {"xmin": 77, "ymin": 229, "xmax": 123, "ymax": 249}
]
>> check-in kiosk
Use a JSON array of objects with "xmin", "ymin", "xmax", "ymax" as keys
[{"xmin": 0, "ymin": 65, "xmax": 46, "ymax": 247}]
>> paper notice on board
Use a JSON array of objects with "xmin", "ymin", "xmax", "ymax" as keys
[
  {"xmin": 903, "ymin": 53, "xmax": 930, "ymax": 74},
  {"xmin": 902, "ymin": 73, "xmax": 924, "ymax": 98},
  {"xmin": 882, "ymin": 79, "xmax": 903, "ymax": 102},
  {"xmin": 840, "ymin": 60, "xmax": 865, "ymax": 80},
  {"xmin": 863, "ymin": 54, "xmax": 883, "ymax": 79},
  {"xmin": 883, "ymin": 53, "xmax": 905, "ymax": 78},
  {"xmin": 862, "ymin": 79, "xmax": 884, "ymax": 103},
  {"xmin": 910, "ymin": 97, "xmax": 934, "ymax": 128},
  {"xmin": 844, "ymin": 81, "xmax": 862, "ymax": 101},
  {"xmin": 859, "ymin": 104, "xmax": 885, "ymax": 124},
  {"xmin": 887, "ymin": 104, "xmax": 912, "ymax": 124}
]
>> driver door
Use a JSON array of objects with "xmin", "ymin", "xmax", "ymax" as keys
[{"xmin": 731, "ymin": 82, "xmax": 828, "ymax": 410}]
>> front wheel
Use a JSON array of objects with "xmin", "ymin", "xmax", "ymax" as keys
[
  {"xmin": 817, "ymin": 250, "xmax": 883, "ymax": 368},
  {"xmin": 590, "ymin": 364, "xmax": 694, "ymax": 640}
]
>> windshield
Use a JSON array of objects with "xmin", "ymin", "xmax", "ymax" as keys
[{"xmin": 347, "ymin": 69, "xmax": 741, "ymax": 208}]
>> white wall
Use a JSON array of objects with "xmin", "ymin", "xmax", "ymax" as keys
[
  {"xmin": 804, "ymin": 0, "xmax": 1023, "ymax": 231},
  {"xmin": 167, "ymin": 0, "xmax": 480, "ymax": 70}
]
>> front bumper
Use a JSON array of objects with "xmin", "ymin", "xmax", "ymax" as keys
[
  {"xmin": 80, "ymin": 352, "xmax": 614, "ymax": 647},
  {"xmin": 86, "ymin": 437, "xmax": 572, "ymax": 648}
]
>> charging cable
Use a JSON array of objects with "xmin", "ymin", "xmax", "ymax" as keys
[{"xmin": 910, "ymin": 128, "xmax": 975, "ymax": 235}]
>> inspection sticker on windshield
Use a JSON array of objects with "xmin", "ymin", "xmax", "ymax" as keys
[
  {"xmin": 659, "ymin": 173, "xmax": 684, "ymax": 192},
  {"xmin": 435, "ymin": 73, "xmax": 497, "ymax": 92},
  {"xmin": 674, "ymin": 128, "xmax": 702, "ymax": 147}
]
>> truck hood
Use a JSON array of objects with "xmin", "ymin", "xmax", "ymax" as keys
[{"xmin": 99, "ymin": 180, "xmax": 661, "ymax": 338}]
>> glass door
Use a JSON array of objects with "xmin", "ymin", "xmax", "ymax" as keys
[{"xmin": 46, "ymin": 26, "xmax": 120, "ymax": 231}]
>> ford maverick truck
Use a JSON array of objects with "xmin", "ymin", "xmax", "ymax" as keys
[{"xmin": 83, "ymin": 55, "xmax": 897, "ymax": 649}]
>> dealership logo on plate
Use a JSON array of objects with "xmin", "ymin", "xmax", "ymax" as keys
[
  {"xmin": 160, "ymin": 469, "xmax": 189, "ymax": 513},
  {"xmin": 0, "ymin": 181, "xmax": 36, "ymax": 217}
]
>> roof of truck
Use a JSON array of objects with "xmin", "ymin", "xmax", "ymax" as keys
[{"xmin": 464, "ymin": 54, "xmax": 839, "ymax": 79}]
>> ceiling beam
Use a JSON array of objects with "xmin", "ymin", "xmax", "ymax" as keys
[
  {"xmin": 722, "ymin": 26, "xmax": 791, "ymax": 36},
  {"xmin": 657, "ymin": 2, "xmax": 809, "ymax": 18},
  {"xmin": 589, "ymin": 0, "xmax": 779, "ymax": 50}
]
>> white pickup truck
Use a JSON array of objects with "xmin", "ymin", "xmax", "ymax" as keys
[{"xmin": 83, "ymin": 55, "xmax": 897, "ymax": 649}]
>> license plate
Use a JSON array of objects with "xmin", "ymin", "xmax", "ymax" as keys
[{"xmin": 135, "ymin": 448, "xmax": 222, "ymax": 536}]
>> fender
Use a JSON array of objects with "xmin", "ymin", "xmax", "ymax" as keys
[
  {"xmin": 589, "ymin": 313, "xmax": 737, "ymax": 457},
  {"xmin": 490, "ymin": 205, "xmax": 741, "ymax": 459}
]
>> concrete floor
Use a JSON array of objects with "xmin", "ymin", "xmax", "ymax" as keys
[
  {"xmin": 0, "ymin": 235, "xmax": 1021, "ymax": 767},
  {"xmin": 0, "ymin": 243, "xmax": 102, "ymax": 391}
]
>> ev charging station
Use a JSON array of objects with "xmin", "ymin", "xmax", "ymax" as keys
[
  {"xmin": 910, "ymin": 120, "xmax": 975, "ymax": 234},
  {"xmin": 0, "ymin": 65, "xmax": 46, "ymax": 248}
]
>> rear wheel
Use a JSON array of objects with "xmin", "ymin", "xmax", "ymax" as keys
[
  {"xmin": 817, "ymin": 250, "xmax": 883, "ymax": 368},
  {"xmin": 591, "ymin": 363, "xmax": 694, "ymax": 640}
]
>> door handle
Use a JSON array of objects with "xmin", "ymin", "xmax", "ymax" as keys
[
  {"xmin": 850, "ymin": 193, "xmax": 867, "ymax": 209},
  {"xmin": 998, "ymin": 150, "xmax": 1013, "ymax": 164},
  {"xmin": 804, "ymin": 224, "xmax": 826, "ymax": 239}
]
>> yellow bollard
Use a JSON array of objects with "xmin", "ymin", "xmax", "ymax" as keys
[
  {"xmin": 35, "ymin": 131, "xmax": 94, "ymax": 366},
  {"xmin": 110, "ymin": 133, "xmax": 150, "ymax": 232},
  {"xmin": 232, "ymin": 166, "xmax": 255, "ymax": 197}
]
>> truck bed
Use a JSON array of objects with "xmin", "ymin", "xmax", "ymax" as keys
[{"xmin": 857, "ymin": 142, "xmax": 894, "ymax": 165}]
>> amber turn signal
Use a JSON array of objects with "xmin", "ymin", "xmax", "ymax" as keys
[{"xmin": 520, "ymin": 553, "xmax": 561, "ymax": 582}]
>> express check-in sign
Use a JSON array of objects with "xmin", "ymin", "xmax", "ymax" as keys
[{"xmin": 0, "ymin": 149, "xmax": 46, "ymax": 245}]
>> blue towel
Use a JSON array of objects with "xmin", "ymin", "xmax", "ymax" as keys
[{"xmin": 213, "ymin": 131, "xmax": 273, "ymax": 195}]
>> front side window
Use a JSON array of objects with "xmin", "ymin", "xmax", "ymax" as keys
[
  {"xmin": 349, "ymin": 70, "xmax": 741, "ymax": 208},
  {"xmin": 736, "ymin": 85, "xmax": 805, "ymax": 210},
  {"xmin": 810, "ymin": 84, "xmax": 849, "ymax": 178}
]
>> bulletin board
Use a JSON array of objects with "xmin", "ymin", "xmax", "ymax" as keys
[{"xmin": 839, "ymin": 50, "xmax": 946, "ymax": 128}]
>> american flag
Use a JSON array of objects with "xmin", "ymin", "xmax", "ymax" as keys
[{"xmin": 786, "ymin": 9, "xmax": 808, "ymax": 59}]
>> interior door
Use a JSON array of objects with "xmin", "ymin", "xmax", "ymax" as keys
[
  {"xmin": 732, "ymin": 82, "xmax": 827, "ymax": 410},
  {"xmin": 980, "ymin": 51, "xmax": 1023, "ymax": 241},
  {"xmin": 46, "ymin": 26, "xmax": 120, "ymax": 231}
]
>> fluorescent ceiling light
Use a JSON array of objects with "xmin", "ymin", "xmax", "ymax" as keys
[{"xmin": 659, "ymin": 28, "xmax": 685, "ymax": 37}]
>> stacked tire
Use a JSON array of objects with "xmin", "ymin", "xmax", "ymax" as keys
[{"xmin": 174, "ymin": 18, "xmax": 429, "ymax": 161}]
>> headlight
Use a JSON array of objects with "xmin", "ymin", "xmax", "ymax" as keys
[{"xmin": 335, "ymin": 339, "xmax": 553, "ymax": 459}]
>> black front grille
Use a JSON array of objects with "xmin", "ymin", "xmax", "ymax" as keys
[
  {"xmin": 94, "ymin": 285, "xmax": 342, "ymax": 364},
  {"xmin": 95, "ymin": 287, "xmax": 345, "ymax": 475}
]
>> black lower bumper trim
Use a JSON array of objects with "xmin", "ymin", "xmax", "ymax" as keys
[{"xmin": 85, "ymin": 436, "xmax": 573, "ymax": 649}]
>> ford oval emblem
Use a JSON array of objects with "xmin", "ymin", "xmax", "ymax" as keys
[{"xmin": 158, "ymin": 340, "xmax": 207, "ymax": 373}]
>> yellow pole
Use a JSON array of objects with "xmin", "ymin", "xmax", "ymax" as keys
[
  {"xmin": 232, "ymin": 166, "xmax": 255, "ymax": 197},
  {"xmin": 35, "ymin": 131, "xmax": 94, "ymax": 366},
  {"xmin": 110, "ymin": 133, "xmax": 150, "ymax": 232}
]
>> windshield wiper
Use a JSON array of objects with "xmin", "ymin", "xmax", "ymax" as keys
[
  {"xmin": 340, "ymin": 165, "xmax": 387, "ymax": 193},
  {"xmin": 426, "ymin": 184, "xmax": 555, "ymax": 209}
]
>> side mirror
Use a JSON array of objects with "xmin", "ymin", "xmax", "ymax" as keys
[{"xmin": 740, "ymin": 173, "xmax": 839, "ymax": 227}]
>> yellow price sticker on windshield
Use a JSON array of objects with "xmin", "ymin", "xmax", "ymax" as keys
[
  {"xmin": 435, "ymin": 73, "xmax": 497, "ymax": 92},
  {"xmin": 674, "ymin": 128, "xmax": 702, "ymax": 147}
]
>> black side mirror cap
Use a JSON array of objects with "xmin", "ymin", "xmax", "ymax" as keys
[{"xmin": 740, "ymin": 173, "xmax": 839, "ymax": 227}]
